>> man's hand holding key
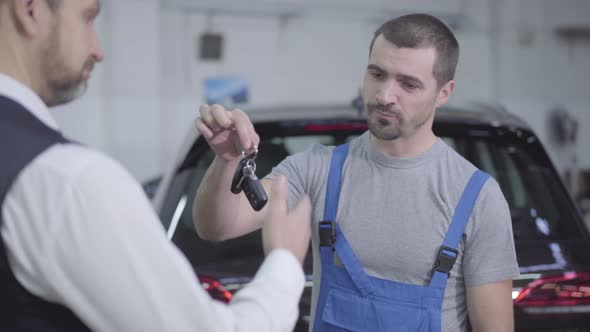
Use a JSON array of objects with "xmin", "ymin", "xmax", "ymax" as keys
[
  {"xmin": 194, "ymin": 104, "xmax": 259, "ymax": 160},
  {"xmin": 194, "ymin": 104, "xmax": 312, "ymax": 265}
]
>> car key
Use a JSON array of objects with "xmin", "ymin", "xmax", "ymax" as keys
[
  {"xmin": 241, "ymin": 161, "xmax": 268, "ymax": 211},
  {"xmin": 230, "ymin": 147, "xmax": 268, "ymax": 211},
  {"xmin": 231, "ymin": 157, "xmax": 250, "ymax": 194},
  {"xmin": 231, "ymin": 148, "xmax": 258, "ymax": 194}
]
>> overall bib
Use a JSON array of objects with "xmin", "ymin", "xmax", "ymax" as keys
[{"xmin": 313, "ymin": 143, "xmax": 490, "ymax": 332}]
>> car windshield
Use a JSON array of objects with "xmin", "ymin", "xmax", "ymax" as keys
[{"xmin": 159, "ymin": 119, "xmax": 587, "ymax": 272}]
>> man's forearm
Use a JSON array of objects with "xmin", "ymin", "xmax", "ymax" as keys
[{"xmin": 193, "ymin": 156, "xmax": 243, "ymax": 240}]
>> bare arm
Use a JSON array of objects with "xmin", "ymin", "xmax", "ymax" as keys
[
  {"xmin": 466, "ymin": 279, "xmax": 514, "ymax": 332},
  {"xmin": 193, "ymin": 156, "xmax": 272, "ymax": 240},
  {"xmin": 192, "ymin": 104, "xmax": 272, "ymax": 241}
]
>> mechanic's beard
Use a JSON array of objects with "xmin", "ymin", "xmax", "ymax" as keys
[{"xmin": 366, "ymin": 103, "xmax": 404, "ymax": 141}]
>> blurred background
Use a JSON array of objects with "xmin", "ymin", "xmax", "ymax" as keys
[{"xmin": 50, "ymin": 0, "xmax": 590, "ymax": 220}]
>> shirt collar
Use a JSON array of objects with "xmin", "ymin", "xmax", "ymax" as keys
[{"xmin": 0, "ymin": 73, "xmax": 59, "ymax": 130}]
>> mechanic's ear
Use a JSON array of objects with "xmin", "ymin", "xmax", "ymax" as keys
[
  {"xmin": 436, "ymin": 80, "xmax": 455, "ymax": 108},
  {"xmin": 12, "ymin": 0, "xmax": 50, "ymax": 37}
]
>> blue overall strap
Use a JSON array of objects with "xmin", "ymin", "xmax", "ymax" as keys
[
  {"xmin": 430, "ymin": 170, "xmax": 490, "ymax": 289},
  {"xmin": 323, "ymin": 144, "xmax": 349, "ymax": 222},
  {"xmin": 320, "ymin": 143, "xmax": 375, "ymax": 296},
  {"xmin": 319, "ymin": 144, "xmax": 349, "ymax": 266},
  {"xmin": 333, "ymin": 224, "xmax": 375, "ymax": 296}
]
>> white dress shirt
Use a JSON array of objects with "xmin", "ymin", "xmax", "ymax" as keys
[{"xmin": 0, "ymin": 73, "xmax": 304, "ymax": 332}]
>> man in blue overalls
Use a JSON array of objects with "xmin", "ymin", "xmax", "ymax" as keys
[{"xmin": 195, "ymin": 13, "xmax": 520, "ymax": 331}]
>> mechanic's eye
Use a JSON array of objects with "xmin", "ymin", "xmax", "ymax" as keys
[
  {"xmin": 370, "ymin": 71, "xmax": 384, "ymax": 80},
  {"xmin": 401, "ymin": 81, "xmax": 418, "ymax": 90}
]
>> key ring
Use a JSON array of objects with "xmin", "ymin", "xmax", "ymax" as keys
[
  {"xmin": 244, "ymin": 159, "xmax": 256, "ymax": 173},
  {"xmin": 241, "ymin": 145, "xmax": 258, "ymax": 160}
]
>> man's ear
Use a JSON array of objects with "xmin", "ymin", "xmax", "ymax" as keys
[
  {"xmin": 12, "ymin": 0, "xmax": 50, "ymax": 37},
  {"xmin": 435, "ymin": 80, "xmax": 455, "ymax": 108}
]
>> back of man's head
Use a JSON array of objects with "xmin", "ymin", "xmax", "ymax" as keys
[{"xmin": 369, "ymin": 14, "xmax": 459, "ymax": 88}]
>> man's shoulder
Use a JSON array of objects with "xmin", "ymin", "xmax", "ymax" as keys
[
  {"xmin": 431, "ymin": 140, "xmax": 504, "ymax": 208},
  {"xmin": 283, "ymin": 142, "xmax": 335, "ymax": 167},
  {"xmin": 11, "ymin": 142, "xmax": 146, "ymax": 224},
  {"xmin": 27, "ymin": 143, "xmax": 134, "ymax": 190},
  {"xmin": 439, "ymin": 141, "xmax": 503, "ymax": 199},
  {"xmin": 439, "ymin": 140, "xmax": 476, "ymax": 170},
  {"xmin": 288, "ymin": 132, "xmax": 366, "ymax": 160},
  {"xmin": 307, "ymin": 142, "xmax": 336, "ymax": 156}
]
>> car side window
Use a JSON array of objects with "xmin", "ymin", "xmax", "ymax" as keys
[{"xmin": 445, "ymin": 135, "xmax": 584, "ymax": 240}]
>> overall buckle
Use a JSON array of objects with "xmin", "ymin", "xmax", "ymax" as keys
[
  {"xmin": 319, "ymin": 220, "xmax": 335, "ymax": 247},
  {"xmin": 434, "ymin": 246, "xmax": 459, "ymax": 276}
]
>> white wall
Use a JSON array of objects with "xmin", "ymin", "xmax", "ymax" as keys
[
  {"xmin": 499, "ymin": 0, "xmax": 590, "ymax": 173},
  {"xmin": 52, "ymin": 0, "xmax": 162, "ymax": 182},
  {"xmin": 105, "ymin": 0, "xmax": 162, "ymax": 182},
  {"xmin": 159, "ymin": 0, "xmax": 495, "ymax": 171},
  {"xmin": 53, "ymin": 0, "xmax": 590, "ymax": 182},
  {"xmin": 50, "ymin": 4, "xmax": 108, "ymax": 153}
]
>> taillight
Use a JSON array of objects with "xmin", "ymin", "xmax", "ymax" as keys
[
  {"xmin": 303, "ymin": 124, "xmax": 368, "ymax": 132},
  {"xmin": 199, "ymin": 276, "xmax": 233, "ymax": 304},
  {"xmin": 514, "ymin": 272, "xmax": 590, "ymax": 315}
]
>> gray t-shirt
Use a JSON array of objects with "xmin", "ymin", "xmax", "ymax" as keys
[{"xmin": 268, "ymin": 132, "xmax": 520, "ymax": 331}]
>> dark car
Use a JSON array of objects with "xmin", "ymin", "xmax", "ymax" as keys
[{"xmin": 151, "ymin": 104, "xmax": 590, "ymax": 331}]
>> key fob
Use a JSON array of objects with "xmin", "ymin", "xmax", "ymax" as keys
[
  {"xmin": 242, "ymin": 176, "xmax": 268, "ymax": 211},
  {"xmin": 231, "ymin": 158, "xmax": 249, "ymax": 194}
]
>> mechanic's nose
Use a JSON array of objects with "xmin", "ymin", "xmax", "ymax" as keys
[
  {"xmin": 91, "ymin": 29, "xmax": 105, "ymax": 63},
  {"xmin": 375, "ymin": 84, "xmax": 397, "ymax": 106}
]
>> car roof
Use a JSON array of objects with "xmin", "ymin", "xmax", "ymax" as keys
[
  {"xmin": 152, "ymin": 102, "xmax": 531, "ymax": 210},
  {"xmin": 237, "ymin": 103, "xmax": 531, "ymax": 130}
]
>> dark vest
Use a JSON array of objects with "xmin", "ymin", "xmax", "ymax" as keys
[{"xmin": 0, "ymin": 95, "xmax": 91, "ymax": 331}]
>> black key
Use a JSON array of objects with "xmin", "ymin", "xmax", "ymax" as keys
[
  {"xmin": 242, "ymin": 176, "xmax": 268, "ymax": 211},
  {"xmin": 231, "ymin": 157, "xmax": 249, "ymax": 194}
]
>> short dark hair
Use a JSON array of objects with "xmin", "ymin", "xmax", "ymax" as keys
[{"xmin": 369, "ymin": 13, "xmax": 459, "ymax": 88}]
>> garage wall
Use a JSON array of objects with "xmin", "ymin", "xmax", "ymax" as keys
[
  {"xmin": 500, "ymin": 0, "xmax": 590, "ymax": 174},
  {"xmin": 52, "ymin": 0, "xmax": 163, "ymax": 182},
  {"xmin": 159, "ymin": 0, "xmax": 495, "ymax": 176},
  {"xmin": 52, "ymin": 0, "xmax": 590, "ymax": 183}
]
